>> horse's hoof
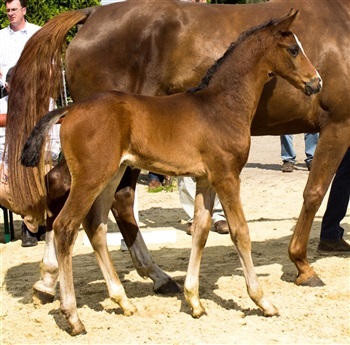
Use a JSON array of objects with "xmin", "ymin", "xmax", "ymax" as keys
[
  {"xmin": 32, "ymin": 288, "xmax": 55, "ymax": 305},
  {"xmin": 297, "ymin": 275, "xmax": 325, "ymax": 287},
  {"xmin": 154, "ymin": 279, "xmax": 181, "ymax": 295},
  {"xmin": 70, "ymin": 324, "xmax": 87, "ymax": 336}
]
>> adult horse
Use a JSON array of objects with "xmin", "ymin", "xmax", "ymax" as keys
[
  {"xmin": 5, "ymin": 0, "xmax": 349, "ymax": 301},
  {"xmin": 21, "ymin": 11, "xmax": 322, "ymax": 335}
]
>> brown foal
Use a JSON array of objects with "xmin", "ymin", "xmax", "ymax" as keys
[{"xmin": 21, "ymin": 11, "xmax": 321, "ymax": 335}]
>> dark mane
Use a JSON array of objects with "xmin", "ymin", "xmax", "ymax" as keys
[{"xmin": 187, "ymin": 18, "xmax": 277, "ymax": 93}]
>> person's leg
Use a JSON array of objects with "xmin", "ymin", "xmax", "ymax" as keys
[
  {"xmin": 304, "ymin": 132, "xmax": 319, "ymax": 170},
  {"xmin": 178, "ymin": 176, "xmax": 196, "ymax": 223},
  {"xmin": 280, "ymin": 135, "xmax": 296, "ymax": 172},
  {"xmin": 318, "ymin": 148, "xmax": 350, "ymax": 253},
  {"xmin": 212, "ymin": 195, "xmax": 228, "ymax": 234},
  {"xmin": 178, "ymin": 177, "xmax": 228, "ymax": 234}
]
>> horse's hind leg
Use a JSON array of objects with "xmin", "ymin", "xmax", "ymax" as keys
[
  {"xmin": 216, "ymin": 175, "xmax": 278, "ymax": 317},
  {"xmin": 288, "ymin": 125, "xmax": 350, "ymax": 286},
  {"xmin": 112, "ymin": 167, "xmax": 180, "ymax": 294},
  {"xmin": 83, "ymin": 173, "xmax": 137, "ymax": 316}
]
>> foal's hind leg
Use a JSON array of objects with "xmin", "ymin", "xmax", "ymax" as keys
[
  {"xmin": 32, "ymin": 161, "xmax": 70, "ymax": 304},
  {"xmin": 112, "ymin": 167, "xmax": 180, "ymax": 294},
  {"xmin": 215, "ymin": 175, "xmax": 278, "ymax": 317}
]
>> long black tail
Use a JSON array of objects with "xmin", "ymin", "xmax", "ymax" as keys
[{"xmin": 21, "ymin": 107, "xmax": 68, "ymax": 167}]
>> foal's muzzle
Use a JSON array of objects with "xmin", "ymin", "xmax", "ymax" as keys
[{"xmin": 304, "ymin": 77, "xmax": 322, "ymax": 96}]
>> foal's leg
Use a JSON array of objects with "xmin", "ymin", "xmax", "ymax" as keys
[
  {"xmin": 288, "ymin": 125, "xmax": 350, "ymax": 286},
  {"xmin": 32, "ymin": 222, "xmax": 58, "ymax": 304},
  {"xmin": 32, "ymin": 161, "xmax": 70, "ymax": 304},
  {"xmin": 184, "ymin": 178, "xmax": 215, "ymax": 317},
  {"xmin": 215, "ymin": 175, "xmax": 278, "ymax": 317},
  {"xmin": 112, "ymin": 167, "xmax": 180, "ymax": 294},
  {"xmin": 83, "ymin": 172, "xmax": 137, "ymax": 316}
]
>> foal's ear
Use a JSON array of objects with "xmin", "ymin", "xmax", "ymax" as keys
[{"xmin": 274, "ymin": 8, "xmax": 299, "ymax": 31}]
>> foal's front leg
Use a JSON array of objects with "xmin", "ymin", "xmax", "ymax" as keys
[
  {"xmin": 216, "ymin": 176, "xmax": 278, "ymax": 317},
  {"xmin": 184, "ymin": 178, "xmax": 215, "ymax": 317}
]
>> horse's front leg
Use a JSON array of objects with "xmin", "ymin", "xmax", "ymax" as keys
[
  {"xmin": 32, "ymin": 160, "xmax": 70, "ymax": 304},
  {"xmin": 112, "ymin": 167, "xmax": 180, "ymax": 294},
  {"xmin": 216, "ymin": 175, "xmax": 278, "ymax": 317},
  {"xmin": 83, "ymin": 171, "xmax": 137, "ymax": 317},
  {"xmin": 289, "ymin": 125, "xmax": 350, "ymax": 287},
  {"xmin": 184, "ymin": 178, "xmax": 215, "ymax": 317}
]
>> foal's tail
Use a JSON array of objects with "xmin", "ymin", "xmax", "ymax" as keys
[
  {"xmin": 5, "ymin": 7, "xmax": 99, "ymax": 223},
  {"xmin": 21, "ymin": 108, "xmax": 68, "ymax": 168}
]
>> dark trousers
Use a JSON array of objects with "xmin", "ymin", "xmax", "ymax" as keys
[{"xmin": 320, "ymin": 148, "xmax": 350, "ymax": 241}]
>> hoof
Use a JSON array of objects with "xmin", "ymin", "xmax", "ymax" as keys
[
  {"xmin": 154, "ymin": 279, "xmax": 181, "ymax": 295},
  {"xmin": 32, "ymin": 288, "xmax": 55, "ymax": 305},
  {"xmin": 297, "ymin": 275, "xmax": 325, "ymax": 287},
  {"xmin": 263, "ymin": 305, "xmax": 279, "ymax": 317},
  {"xmin": 70, "ymin": 325, "xmax": 87, "ymax": 336}
]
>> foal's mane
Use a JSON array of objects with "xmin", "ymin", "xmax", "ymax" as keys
[{"xmin": 188, "ymin": 18, "xmax": 278, "ymax": 93}]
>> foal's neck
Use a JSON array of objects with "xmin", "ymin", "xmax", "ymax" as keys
[{"xmin": 204, "ymin": 36, "xmax": 271, "ymax": 122}]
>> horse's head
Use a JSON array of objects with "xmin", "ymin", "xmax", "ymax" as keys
[{"xmin": 266, "ymin": 9, "xmax": 322, "ymax": 96}]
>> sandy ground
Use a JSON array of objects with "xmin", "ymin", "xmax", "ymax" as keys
[{"xmin": 1, "ymin": 135, "xmax": 349, "ymax": 345}]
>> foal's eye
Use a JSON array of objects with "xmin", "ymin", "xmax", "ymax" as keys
[{"xmin": 288, "ymin": 46, "xmax": 299, "ymax": 57}]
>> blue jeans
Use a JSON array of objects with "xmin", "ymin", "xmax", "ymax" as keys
[
  {"xmin": 280, "ymin": 133, "xmax": 319, "ymax": 164},
  {"xmin": 320, "ymin": 148, "xmax": 350, "ymax": 242}
]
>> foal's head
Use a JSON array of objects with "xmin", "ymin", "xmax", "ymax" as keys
[{"xmin": 262, "ymin": 9, "xmax": 322, "ymax": 95}]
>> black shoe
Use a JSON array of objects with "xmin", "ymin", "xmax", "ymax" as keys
[
  {"xmin": 317, "ymin": 238, "xmax": 350, "ymax": 255},
  {"xmin": 21, "ymin": 223, "xmax": 38, "ymax": 247},
  {"xmin": 36, "ymin": 225, "xmax": 46, "ymax": 241}
]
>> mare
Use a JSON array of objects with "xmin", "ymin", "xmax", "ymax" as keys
[
  {"xmin": 21, "ymin": 11, "xmax": 322, "ymax": 335},
  {"xmin": 5, "ymin": 0, "xmax": 349, "ymax": 304}
]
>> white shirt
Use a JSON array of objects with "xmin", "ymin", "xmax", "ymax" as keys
[
  {"xmin": 0, "ymin": 96, "xmax": 8, "ymax": 162},
  {"xmin": 0, "ymin": 22, "xmax": 41, "ymax": 87}
]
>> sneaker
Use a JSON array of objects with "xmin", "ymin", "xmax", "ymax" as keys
[
  {"xmin": 213, "ymin": 220, "xmax": 229, "ymax": 234},
  {"xmin": 317, "ymin": 238, "xmax": 350, "ymax": 255},
  {"xmin": 282, "ymin": 161, "xmax": 294, "ymax": 173}
]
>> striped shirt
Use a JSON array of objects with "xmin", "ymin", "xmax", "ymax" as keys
[{"xmin": 0, "ymin": 22, "xmax": 41, "ymax": 87}]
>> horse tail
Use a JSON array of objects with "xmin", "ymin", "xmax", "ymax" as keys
[
  {"xmin": 5, "ymin": 6, "xmax": 99, "ymax": 224},
  {"xmin": 21, "ymin": 108, "xmax": 68, "ymax": 168}
]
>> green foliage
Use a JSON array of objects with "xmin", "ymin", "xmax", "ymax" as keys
[
  {"xmin": 207, "ymin": 0, "xmax": 266, "ymax": 3},
  {"xmin": 0, "ymin": 0, "xmax": 100, "ymax": 39}
]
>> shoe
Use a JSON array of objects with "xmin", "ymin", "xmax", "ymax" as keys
[
  {"xmin": 213, "ymin": 220, "xmax": 229, "ymax": 234},
  {"xmin": 36, "ymin": 225, "xmax": 46, "ymax": 241},
  {"xmin": 21, "ymin": 223, "xmax": 38, "ymax": 247},
  {"xmin": 186, "ymin": 222, "xmax": 193, "ymax": 236},
  {"xmin": 306, "ymin": 160, "xmax": 312, "ymax": 171},
  {"xmin": 317, "ymin": 238, "xmax": 350, "ymax": 255},
  {"xmin": 282, "ymin": 161, "xmax": 294, "ymax": 173},
  {"xmin": 282, "ymin": 161, "xmax": 294, "ymax": 172}
]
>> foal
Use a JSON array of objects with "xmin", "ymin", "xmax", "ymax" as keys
[{"xmin": 22, "ymin": 10, "xmax": 321, "ymax": 335}]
